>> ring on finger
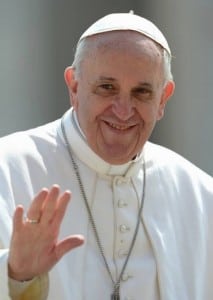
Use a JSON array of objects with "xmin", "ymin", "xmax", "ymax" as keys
[{"xmin": 26, "ymin": 217, "xmax": 40, "ymax": 224}]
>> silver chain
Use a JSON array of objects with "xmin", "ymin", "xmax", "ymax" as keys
[{"xmin": 61, "ymin": 117, "xmax": 146, "ymax": 297}]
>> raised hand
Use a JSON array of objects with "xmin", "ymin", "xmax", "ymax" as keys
[{"xmin": 8, "ymin": 185, "xmax": 84, "ymax": 281}]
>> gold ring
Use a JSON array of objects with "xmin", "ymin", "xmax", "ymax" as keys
[{"xmin": 26, "ymin": 218, "xmax": 39, "ymax": 224}]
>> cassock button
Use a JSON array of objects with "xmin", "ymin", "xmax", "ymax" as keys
[
  {"xmin": 118, "ymin": 199, "xmax": 128, "ymax": 208},
  {"xmin": 118, "ymin": 249, "xmax": 128, "ymax": 258},
  {"xmin": 120, "ymin": 224, "xmax": 130, "ymax": 233},
  {"xmin": 121, "ymin": 272, "xmax": 133, "ymax": 281},
  {"xmin": 115, "ymin": 178, "xmax": 123, "ymax": 185}
]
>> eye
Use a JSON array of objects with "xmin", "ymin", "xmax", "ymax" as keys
[
  {"xmin": 99, "ymin": 83, "xmax": 114, "ymax": 90},
  {"xmin": 94, "ymin": 83, "xmax": 117, "ymax": 96},
  {"xmin": 132, "ymin": 87, "xmax": 152, "ymax": 101},
  {"xmin": 135, "ymin": 87, "xmax": 151, "ymax": 94}
]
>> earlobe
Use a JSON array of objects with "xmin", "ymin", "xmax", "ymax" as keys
[{"xmin": 157, "ymin": 80, "xmax": 175, "ymax": 120}]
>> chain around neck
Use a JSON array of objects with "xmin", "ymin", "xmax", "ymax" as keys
[{"xmin": 61, "ymin": 115, "xmax": 146, "ymax": 297}]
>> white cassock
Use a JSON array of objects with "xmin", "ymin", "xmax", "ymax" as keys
[{"xmin": 0, "ymin": 108, "xmax": 213, "ymax": 300}]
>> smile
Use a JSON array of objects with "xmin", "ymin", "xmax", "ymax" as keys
[{"xmin": 108, "ymin": 122, "xmax": 134, "ymax": 131}]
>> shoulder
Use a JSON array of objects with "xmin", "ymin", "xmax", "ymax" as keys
[
  {"xmin": 0, "ymin": 119, "xmax": 61, "ymax": 158},
  {"xmin": 145, "ymin": 142, "xmax": 213, "ymax": 192},
  {"xmin": 0, "ymin": 119, "xmax": 64, "ymax": 178},
  {"xmin": 145, "ymin": 141, "xmax": 209, "ymax": 174}
]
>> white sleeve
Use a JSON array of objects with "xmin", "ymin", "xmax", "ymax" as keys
[
  {"xmin": 0, "ymin": 247, "xmax": 49, "ymax": 300},
  {"xmin": 8, "ymin": 273, "xmax": 49, "ymax": 300},
  {"xmin": 0, "ymin": 248, "xmax": 35, "ymax": 299},
  {"xmin": 9, "ymin": 276, "xmax": 38, "ymax": 297},
  {"xmin": 0, "ymin": 198, "xmax": 13, "ymax": 299},
  {"xmin": 0, "ymin": 248, "xmax": 11, "ymax": 299}
]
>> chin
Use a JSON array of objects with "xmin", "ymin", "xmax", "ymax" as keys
[{"xmin": 95, "ymin": 142, "xmax": 138, "ymax": 164}]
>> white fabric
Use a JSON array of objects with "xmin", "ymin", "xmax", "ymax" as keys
[
  {"xmin": 0, "ymin": 108, "xmax": 213, "ymax": 300},
  {"xmin": 0, "ymin": 249, "xmax": 11, "ymax": 300}
]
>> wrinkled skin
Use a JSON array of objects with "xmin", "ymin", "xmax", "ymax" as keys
[{"xmin": 65, "ymin": 32, "xmax": 175, "ymax": 164}]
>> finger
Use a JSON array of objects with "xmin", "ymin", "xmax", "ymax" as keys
[
  {"xmin": 52, "ymin": 190, "xmax": 71, "ymax": 226},
  {"xmin": 41, "ymin": 185, "xmax": 60, "ymax": 223},
  {"xmin": 27, "ymin": 188, "xmax": 49, "ymax": 220},
  {"xmin": 55, "ymin": 235, "xmax": 85, "ymax": 261},
  {"xmin": 13, "ymin": 205, "xmax": 24, "ymax": 232}
]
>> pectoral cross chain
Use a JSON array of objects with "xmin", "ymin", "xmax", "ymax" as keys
[{"xmin": 111, "ymin": 288, "xmax": 120, "ymax": 300}]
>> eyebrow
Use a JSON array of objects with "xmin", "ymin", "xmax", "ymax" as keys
[
  {"xmin": 97, "ymin": 76, "xmax": 153, "ymax": 88},
  {"xmin": 98, "ymin": 76, "xmax": 117, "ymax": 81},
  {"xmin": 137, "ymin": 82, "xmax": 153, "ymax": 88}
]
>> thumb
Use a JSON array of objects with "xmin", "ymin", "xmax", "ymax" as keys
[{"xmin": 55, "ymin": 235, "xmax": 85, "ymax": 260}]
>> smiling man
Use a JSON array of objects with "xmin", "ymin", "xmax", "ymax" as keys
[
  {"xmin": 0, "ymin": 12, "xmax": 213, "ymax": 300},
  {"xmin": 65, "ymin": 31, "xmax": 174, "ymax": 164}
]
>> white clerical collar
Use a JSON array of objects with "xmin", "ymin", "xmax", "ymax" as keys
[{"xmin": 60, "ymin": 108, "xmax": 144, "ymax": 177}]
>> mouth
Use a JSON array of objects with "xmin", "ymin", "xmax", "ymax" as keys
[{"xmin": 106, "ymin": 121, "xmax": 135, "ymax": 131}]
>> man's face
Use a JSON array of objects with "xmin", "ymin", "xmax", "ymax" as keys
[{"xmin": 66, "ymin": 32, "xmax": 174, "ymax": 164}]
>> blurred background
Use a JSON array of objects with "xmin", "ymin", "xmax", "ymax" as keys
[{"xmin": 0, "ymin": 0, "xmax": 212, "ymax": 175}]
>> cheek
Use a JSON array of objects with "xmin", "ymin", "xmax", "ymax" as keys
[
  {"xmin": 72, "ymin": 84, "xmax": 88, "ymax": 111},
  {"xmin": 72, "ymin": 90, "xmax": 87, "ymax": 114},
  {"xmin": 138, "ymin": 103, "xmax": 159, "ymax": 123},
  {"xmin": 71, "ymin": 93, "xmax": 79, "ymax": 111},
  {"xmin": 76, "ymin": 99, "xmax": 98, "ymax": 132}
]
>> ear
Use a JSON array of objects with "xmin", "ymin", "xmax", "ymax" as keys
[
  {"xmin": 157, "ymin": 80, "xmax": 175, "ymax": 120},
  {"xmin": 64, "ymin": 66, "xmax": 78, "ymax": 108}
]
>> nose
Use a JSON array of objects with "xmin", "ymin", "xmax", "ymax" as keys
[{"xmin": 111, "ymin": 95, "xmax": 134, "ymax": 121}]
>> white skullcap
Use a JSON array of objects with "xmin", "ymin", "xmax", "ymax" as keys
[{"xmin": 78, "ymin": 11, "xmax": 171, "ymax": 55}]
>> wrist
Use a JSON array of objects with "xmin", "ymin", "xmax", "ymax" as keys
[{"xmin": 8, "ymin": 262, "xmax": 34, "ymax": 282}]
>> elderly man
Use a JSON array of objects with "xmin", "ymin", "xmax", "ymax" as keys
[{"xmin": 0, "ymin": 12, "xmax": 213, "ymax": 300}]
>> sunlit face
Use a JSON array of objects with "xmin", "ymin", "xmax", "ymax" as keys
[{"xmin": 66, "ymin": 32, "xmax": 174, "ymax": 164}]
